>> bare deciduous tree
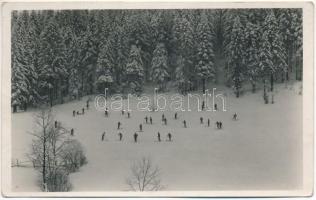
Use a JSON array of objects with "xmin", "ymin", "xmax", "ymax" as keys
[
  {"xmin": 126, "ymin": 156, "xmax": 163, "ymax": 191},
  {"xmin": 28, "ymin": 108, "xmax": 86, "ymax": 191}
]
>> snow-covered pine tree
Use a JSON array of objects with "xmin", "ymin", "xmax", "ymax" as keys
[
  {"xmin": 125, "ymin": 45, "xmax": 144, "ymax": 93},
  {"xmin": 151, "ymin": 43, "xmax": 169, "ymax": 91},
  {"xmin": 278, "ymin": 9, "xmax": 301, "ymax": 81},
  {"xmin": 96, "ymin": 39, "xmax": 115, "ymax": 93},
  {"xmin": 38, "ymin": 15, "xmax": 67, "ymax": 107},
  {"xmin": 261, "ymin": 10, "xmax": 287, "ymax": 91},
  {"xmin": 244, "ymin": 21, "xmax": 261, "ymax": 93},
  {"xmin": 175, "ymin": 56, "xmax": 186, "ymax": 94},
  {"xmin": 11, "ymin": 12, "xmax": 28, "ymax": 112},
  {"xmin": 127, "ymin": 12, "xmax": 152, "ymax": 82},
  {"xmin": 227, "ymin": 15, "xmax": 245, "ymax": 98},
  {"xmin": 11, "ymin": 11, "xmax": 40, "ymax": 111},
  {"xmin": 172, "ymin": 12, "xmax": 195, "ymax": 92},
  {"xmin": 195, "ymin": 11, "xmax": 215, "ymax": 94}
]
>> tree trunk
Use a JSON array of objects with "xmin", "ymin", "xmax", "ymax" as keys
[
  {"xmin": 49, "ymin": 89, "xmax": 53, "ymax": 107},
  {"xmin": 202, "ymin": 78, "xmax": 206, "ymax": 94},
  {"xmin": 270, "ymin": 73, "xmax": 274, "ymax": 92},
  {"xmin": 13, "ymin": 105, "xmax": 17, "ymax": 113},
  {"xmin": 24, "ymin": 102, "xmax": 27, "ymax": 111},
  {"xmin": 43, "ymin": 133, "xmax": 46, "ymax": 187},
  {"xmin": 252, "ymin": 82, "xmax": 256, "ymax": 93}
]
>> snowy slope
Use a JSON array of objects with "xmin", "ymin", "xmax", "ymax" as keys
[{"xmin": 11, "ymin": 82, "xmax": 302, "ymax": 192}]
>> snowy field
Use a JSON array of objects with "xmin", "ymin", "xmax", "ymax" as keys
[{"xmin": 11, "ymin": 83, "xmax": 302, "ymax": 192}]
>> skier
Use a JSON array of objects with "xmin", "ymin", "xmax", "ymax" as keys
[
  {"xmin": 101, "ymin": 132, "xmax": 105, "ymax": 141},
  {"xmin": 202, "ymin": 101, "xmax": 205, "ymax": 111},
  {"xmin": 207, "ymin": 118, "xmax": 210, "ymax": 127},
  {"xmin": 145, "ymin": 116, "xmax": 148, "ymax": 124},
  {"xmin": 200, "ymin": 117, "xmax": 203, "ymax": 124},
  {"xmin": 162, "ymin": 114, "xmax": 165, "ymax": 121},
  {"xmin": 150, "ymin": 117, "xmax": 153, "ymax": 124},
  {"xmin": 167, "ymin": 133, "xmax": 172, "ymax": 141},
  {"xmin": 214, "ymin": 103, "xmax": 217, "ymax": 111},
  {"xmin": 219, "ymin": 122, "xmax": 223, "ymax": 129},
  {"xmin": 73, "ymin": 110, "xmax": 76, "ymax": 117},
  {"xmin": 82, "ymin": 108, "xmax": 85, "ymax": 114},
  {"xmin": 118, "ymin": 132, "xmax": 123, "ymax": 141},
  {"xmin": 105, "ymin": 110, "xmax": 108, "ymax": 117},
  {"xmin": 233, "ymin": 113, "xmax": 237, "ymax": 120},
  {"xmin": 164, "ymin": 118, "xmax": 167, "ymax": 125},
  {"xmin": 174, "ymin": 112, "xmax": 178, "ymax": 119},
  {"xmin": 86, "ymin": 100, "xmax": 89, "ymax": 110},
  {"xmin": 139, "ymin": 124, "xmax": 143, "ymax": 132},
  {"xmin": 183, "ymin": 120, "xmax": 187, "ymax": 128},
  {"xmin": 133, "ymin": 132, "xmax": 138, "ymax": 143},
  {"xmin": 55, "ymin": 120, "xmax": 58, "ymax": 128},
  {"xmin": 127, "ymin": 112, "xmax": 130, "ymax": 118},
  {"xmin": 117, "ymin": 121, "xmax": 121, "ymax": 130},
  {"xmin": 157, "ymin": 132, "xmax": 161, "ymax": 142},
  {"xmin": 70, "ymin": 128, "xmax": 74, "ymax": 136},
  {"xmin": 216, "ymin": 121, "xmax": 219, "ymax": 129},
  {"xmin": 122, "ymin": 110, "xmax": 125, "ymax": 115}
]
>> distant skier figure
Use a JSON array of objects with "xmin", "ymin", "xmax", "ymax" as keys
[
  {"xmin": 145, "ymin": 116, "xmax": 148, "ymax": 124},
  {"xmin": 200, "ymin": 117, "xmax": 203, "ymax": 124},
  {"xmin": 183, "ymin": 120, "xmax": 187, "ymax": 128},
  {"xmin": 216, "ymin": 121, "xmax": 219, "ymax": 129},
  {"xmin": 55, "ymin": 120, "xmax": 58, "ymax": 128},
  {"xmin": 157, "ymin": 132, "xmax": 161, "ymax": 142},
  {"xmin": 139, "ymin": 124, "xmax": 143, "ymax": 132},
  {"xmin": 127, "ymin": 112, "xmax": 130, "ymax": 118},
  {"xmin": 133, "ymin": 132, "xmax": 138, "ymax": 143},
  {"xmin": 122, "ymin": 110, "xmax": 125, "ymax": 115},
  {"xmin": 219, "ymin": 122, "xmax": 223, "ymax": 129},
  {"xmin": 202, "ymin": 101, "xmax": 205, "ymax": 111},
  {"xmin": 73, "ymin": 110, "xmax": 76, "ymax": 117},
  {"xmin": 233, "ymin": 113, "xmax": 237, "ymax": 120},
  {"xmin": 105, "ymin": 110, "xmax": 108, "ymax": 117},
  {"xmin": 174, "ymin": 112, "xmax": 178, "ymax": 119},
  {"xmin": 118, "ymin": 132, "xmax": 123, "ymax": 141},
  {"xmin": 162, "ymin": 114, "xmax": 165, "ymax": 121},
  {"xmin": 164, "ymin": 118, "xmax": 167, "ymax": 125},
  {"xmin": 207, "ymin": 118, "xmax": 210, "ymax": 127},
  {"xmin": 150, "ymin": 117, "xmax": 153, "ymax": 124},
  {"xmin": 214, "ymin": 103, "xmax": 218, "ymax": 111},
  {"xmin": 167, "ymin": 133, "xmax": 172, "ymax": 141},
  {"xmin": 82, "ymin": 108, "xmax": 85, "ymax": 114},
  {"xmin": 70, "ymin": 128, "xmax": 74, "ymax": 136},
  {"xmin": 117, "ymin": 121, "xmax": 121, "ymax": 130},
  {"xmin": 86, "ymin": 100, "xmax": 89, "ymax": 110},
  {"xmin": 101, "ymin": 132, "xmax": 106, "ymax": 141}
]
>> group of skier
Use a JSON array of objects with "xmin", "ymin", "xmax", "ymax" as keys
[
  {"xmin": 69, "ymin": 97, "xmax": 239, "ymax": 143},
  {"xmin": 100, "ymin": 131, "xmax": 172, "ymax": 143}
]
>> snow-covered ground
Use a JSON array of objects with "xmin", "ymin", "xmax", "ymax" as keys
[{"xmin": 11, "ymin": 82, "xmax": 303, "ymax": 192}]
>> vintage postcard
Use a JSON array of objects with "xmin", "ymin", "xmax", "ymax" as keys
[{"xmin": 1, "ymin": 0, "xmax": 314, "ymax": 197}]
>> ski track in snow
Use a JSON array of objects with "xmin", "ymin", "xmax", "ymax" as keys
[{"xmin": 11, "ymin": 83, "xmax": 302, "ymax": 191}]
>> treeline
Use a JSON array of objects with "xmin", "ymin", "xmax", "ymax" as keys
[{"xmin": 11, "ymin": 9, "xmax": 302, "ymax": 111}]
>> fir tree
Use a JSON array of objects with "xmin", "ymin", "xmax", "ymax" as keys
[
  {"xmin": 151, "ymin": 43, "xmax": 169, "ymax": 91},
  {"xmin": 38, "ymin": 16, "xmax": 67, "ymax": 106},
  {"xmin": 227, "ymin": 15, "xmax": 245, "ymax": 97},
  {"xmin": 244, "ymin": 21, "xmax": 261, "ymax": 93},
  {"xmin": 96, "ymin": 39, "xmax": 115, "ymax": 93},
  {"xmin": 195, "ymin": 11, "xmax": 215, "ymax": 94},
  {"xmin": 125, "ymin": 45, "xmax": 144, "ymax": 93},
  {"xmin": 261, "ymin": 10, "xmax": 287, "ymax": 91}
]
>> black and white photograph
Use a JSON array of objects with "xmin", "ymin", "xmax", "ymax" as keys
[{"xmin": 1, "ymin": 1, "xmax": 314, "ymax": 197}]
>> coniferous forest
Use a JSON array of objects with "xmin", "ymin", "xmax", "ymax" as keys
[{"xmin": 11, "ymin": 9, "xmax": 302, "ymax": 112}]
